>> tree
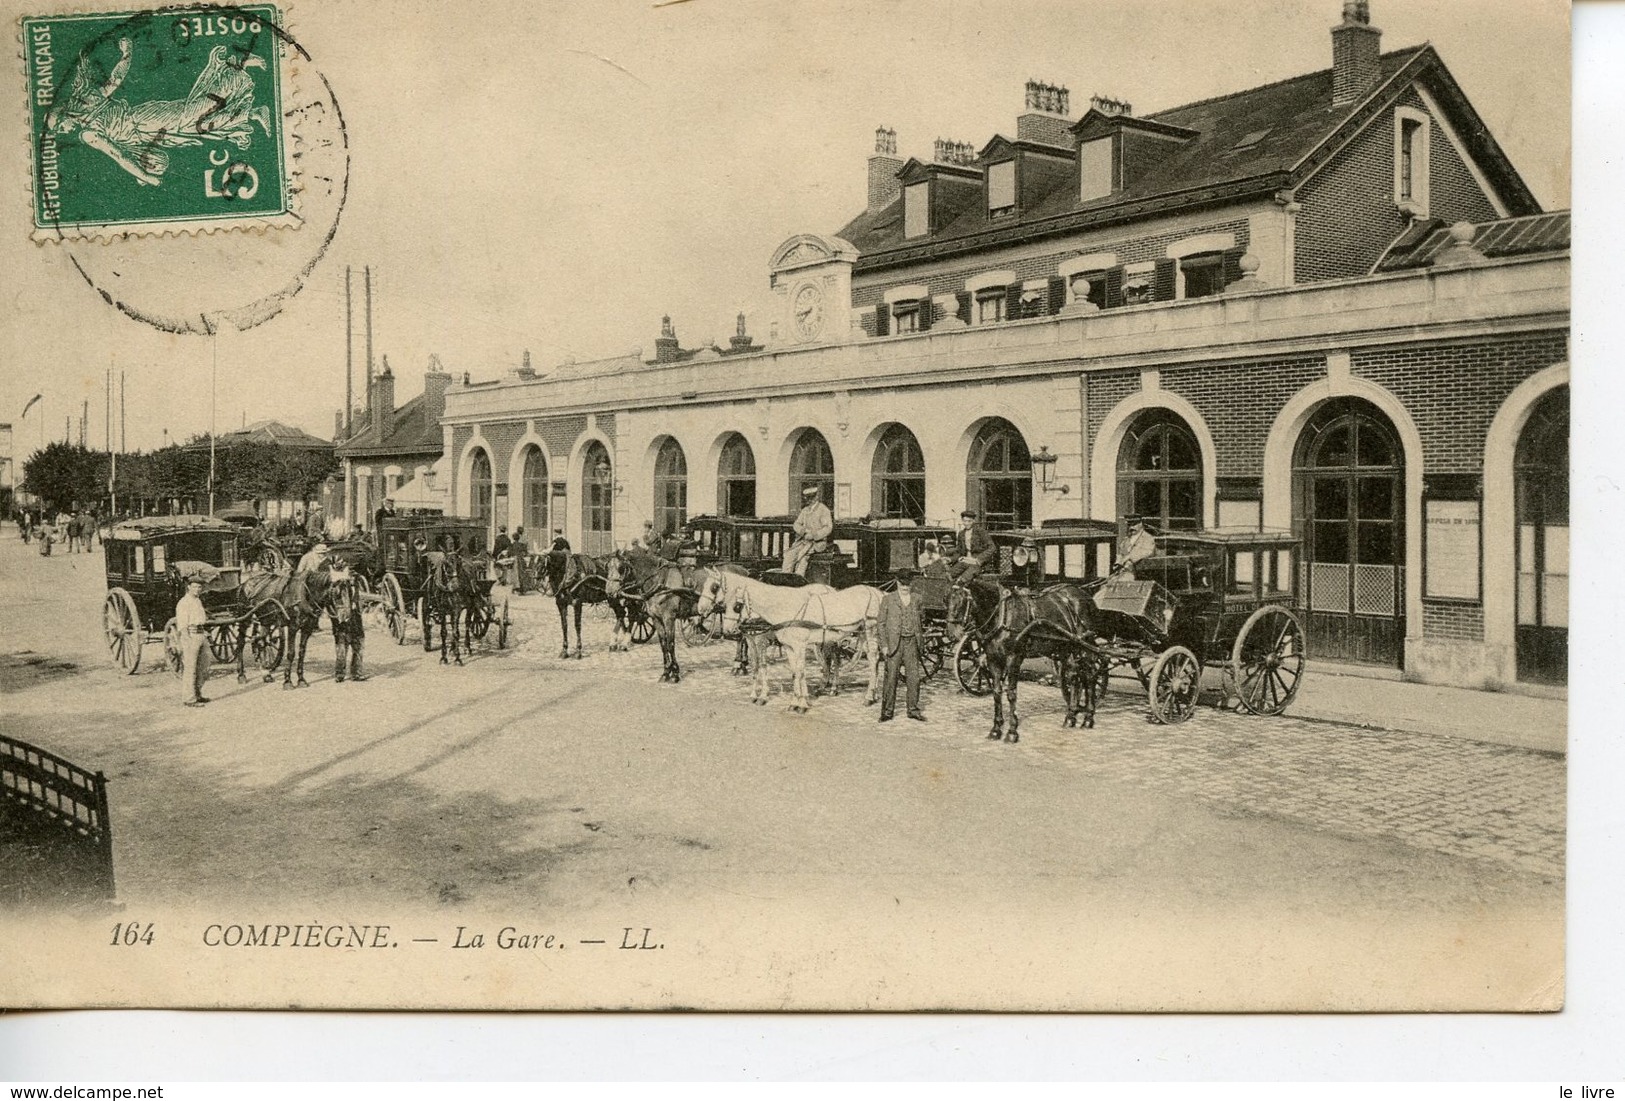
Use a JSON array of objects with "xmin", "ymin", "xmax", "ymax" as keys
[{"xmin": 21, "ymin": 443, "xmax": 109, "ymax": 514}]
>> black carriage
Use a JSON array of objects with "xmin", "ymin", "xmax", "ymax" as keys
[
  {"xmin": 1092, "ymin": 529, "xmax": 1305, "ymax": 723},
  {"xmin": 945, "ymin": 520, "xmax": 1122, "ymax": 695},
  {"xmin": 101, "ymin": 516, "xmax": 284, "ymax": 677},
  {"xmin": 683, "ymin": 515, "xmax": 800, "ymax": 579},
  {"xmin": 375, "ymin": 516, "xmax": 508, "ymax": 649}
]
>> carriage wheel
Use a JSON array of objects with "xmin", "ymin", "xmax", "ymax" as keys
[
  {"xmin": 682, "ymin": 610, "xmax": 718, "ymax": 647},
  {"xmin": 207, "ymin": 623, "xmax": 238, "ymax": 663},
  {"xmin": 163, "ymin": 619, "xmax": 184, "ymax": 678},
  {"xmin": 1230, "ymin": 605, "xmax": 1305, "ymax": 716},
  {"xmin": 250, "ymin": 601, "xmax": 287, "ymax": 672},
  {"xmin": 1148, "ymin": 646, "xmax": 1201, "ymax": 724},
  {"xmin": 630, "ymin": 610, "xmax": 657, "ymax": 644},
  {"xmin": 382, "ymin": 575, "xmax": 409, "ymax": 645},
  {"xmin": 919, "ymin": 628, "xmax": 945, "ymax": 680},
  {"xmin": 103, "ymin": 589, "xmax": 143, "ymax": 674},
  {"xmin": 466, "ymin": 598, "xmax": 492, "ymax": 640},
  {"xmin": 497, "ymin": 599, "xmax": 509, "ymax": 650},
  {"xmin": 953, "ymin": 634, "xmax": 992, "ymax": 697}
]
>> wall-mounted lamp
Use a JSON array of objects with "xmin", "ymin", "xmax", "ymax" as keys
[
  {"xmin": 1031, "ymin": 445, "xmax": 1066, "ymax": 493},
  {"xmin": 592, "ymin": 457, "xmax": 623, "ymax": 494}
]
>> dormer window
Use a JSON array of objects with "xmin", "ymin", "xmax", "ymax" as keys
[
  {"xmin": 903, "ymin": 181, "xmax": 930, "ymax": 238},
  {"xmin": 1079, "ymin": 137, "xmax": 1113, "ymax": 201},
  {"xmin": 1394, "ymin": 107, "xmax": 1430, "ymax": 216},
  {"xmin": 987, "ymin": 160, "xmax": 1016, "ymax": 217}
]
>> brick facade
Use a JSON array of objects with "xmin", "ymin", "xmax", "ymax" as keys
[
  {"xmin": 1159, "ymin": 358, "xmax": 1326, "ymax": 477},
  {"xmin": 1423, "ymin": 601, "xmax": 1485, "ymax": 642},
  {"xmin": 1352, "ymin": 331, "xmax": 1568, "ymax": 473},
  {"xmin": 1296, "ymin": 91, "xmax": 1500, "ymax": 284}
]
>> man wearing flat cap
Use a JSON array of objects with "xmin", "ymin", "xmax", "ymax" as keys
[
  {"xmin": 950, "ymin": 508, "xmax": 996, "ymax": 584},
  {"xmin": 876, "ymin": 569, "xmax": 926, "ymax": 722},
  {"xmin": 782, "ymin": 484, "xmax": 834, "ymax": 576}
]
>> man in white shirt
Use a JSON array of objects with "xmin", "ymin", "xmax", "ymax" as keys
[
  {"xmin": 1117, "ymin": 516, "xmax": 1159, "ymax": 577},
  {"xmin": 782, "ymin": 485, "xmax": 834, "ymax": 575},
  {"xmin": 175, "ymin": 577, "xmax": 211, "ymax": 706},
  {"xmin": 296, "ymin": 541, "xmax": 330, "ymax": 573}
]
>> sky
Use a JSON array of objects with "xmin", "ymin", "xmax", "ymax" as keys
[{"xmin": 1, "ymin": 0, "xmax": 1571, "ymax": 456}]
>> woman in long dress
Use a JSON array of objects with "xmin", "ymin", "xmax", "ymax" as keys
[{"xmin": 46, "ymin": 37, "xmax": 271, "ymax": 186}]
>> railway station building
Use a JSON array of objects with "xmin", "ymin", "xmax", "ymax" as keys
[{"xmin": 440, "ymin": 2, "xmax": 1569, "ymax": 692}]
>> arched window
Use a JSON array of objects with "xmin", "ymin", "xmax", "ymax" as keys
[
  {"xmin": 1116, "ymin": 410, "xmax": 1201, "ymax": 531},
  {"xmin": 967, "ymin": 419, "xmax": 1032, "ymax": 531},
  {"xmin": 1515, "ymin": 386, "xmax": 1568, "ymax": 684},
  {"xmin": 716, "ymin": 434, "xmax": 757, "ymax": 518},
  {"xmin": 581, "ymin": 441, "xmax": 614, "ymax": 555},
  {"xmin": 654, "ymin": 438, "xmax": 688, "ymax": 539},
  {"xmin": 872, "ymin": 424, "xmax": 926, "ymax": 522},
  {"xmin": 789, "ymin": 429, "xmax": 835, "ymax": 511},
  {"xmin": 1293, "ymin": 397, "xmax": 1404, "ymax": 666},
  {"xmin": 521, "ymin": 446, "xmax": 549, "ymax": 538},
  {"xmin": 469, "ymin": 449, "xmax": 493, "ymax": 526}
]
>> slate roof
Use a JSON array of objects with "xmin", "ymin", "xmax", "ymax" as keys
[
  {"xmin": 838, "ymin": 45, "xmax": 1540, "ymax": 272},
  {"xmin": 1374, "ymin": 211, "xmax": 1570, "ymax": 272},
  {"xmin": 336, "ymin": 392, "xmax": 442, "ymax": 459},
  {"xmin": 190, "ymin": 420, "xmax": 332, "ymax": 450}
]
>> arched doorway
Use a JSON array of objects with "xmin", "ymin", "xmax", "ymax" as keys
[
  {"xmin": 1116, "ymin": 409, "xmax": 1201, "ymax": 530},
  {"xmin": 1293, "ymin": 398, "xmax": 1404, "ymax": 666},
  {"xmin": 581, "ymin": 441, "xmax": 614, "ymax": 555},
  {"xmin": 520, "ymin": 446, "xmax": 549, "ymax": 538},
  {"xmin": 717, "ymin": 433, "xmax": 756, "ymax": 518},
  {"xmin": 654, "ymin": 438, "xmax": 688, "ymax": 539},
  {"xmin": 872, "ymin": 424, "xmax": 925, "ymax": 522},
  {"xmin": 1515, "ymin": 386, "xmax": 1567, "ymax": 684},
  {"xmin": 788, "ymin": 429, "xmax": 835, "ymax": 511},
  {"xmin": 469, "ymin": 449, "xmax": 493, "ymax": 528},
  {"xmin": 967, "ymin": 418, "xmax": 1032, "ymax": 531}
]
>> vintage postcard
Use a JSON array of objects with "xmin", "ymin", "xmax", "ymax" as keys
[{"xmin": 0, "ymin": 0, "xmax": 1569, "ymax": 1011}]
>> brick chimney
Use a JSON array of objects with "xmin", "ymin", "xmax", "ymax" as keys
[
  {"xmin": 422, "ymin": 355, "xmax": 452, "ymax": 427},
  {"xmin": 654, "ymin": 315, "xmax": 683, "ymax": 364},
  {"xmin": 1331, "ymin": 0, "xmax": 1382, "ymax": 107},
  {"xmin": 373, "ymin": 356, "xmax": 396, "ymax": 440},
  {"xmin": 1018, "ymin": 80, "xmax": 1073, "ymax": 147},
  {"xmin": 867, "ymin": 127, "xmax": 903, "ymax": 213}
]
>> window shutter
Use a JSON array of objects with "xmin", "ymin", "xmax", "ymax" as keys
[
  {"xmin": 1104, "ymin": 266, "xmax": 1125, "ymax": 310},
  {"xmin": 1047, "ymin": 276, "xmax": 1067, "ymax": 315},
  {"xmin": 875, "ymin": 303, "xmax": 890, "ymax": 337},
  {"xmin": 1005, "ymin": 284, "xmax": 1022, "ymax": 320},
  {"xmin": 956, "ymin": 291, "xmax": 972, "ymax": 324},
  {"xmin": 1222, "ymin": 248, "xmax": 1244, "ymax": 289},
  {"xmin": 918, "ymin": 297, "xmax": 934, "ymax": 332},
  {"xmin": 1153, "ymin": 259, "xmax": 1177, "ymax": 301}
]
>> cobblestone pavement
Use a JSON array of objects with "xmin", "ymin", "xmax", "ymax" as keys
[{"xmin": 499, "ymin": 594, "xmax": 1565, "ymax": 882}]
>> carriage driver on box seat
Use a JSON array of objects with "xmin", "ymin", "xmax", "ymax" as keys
[
  {"xmin": 949, "ymin": 509, "xmax": 996, "ymax": 584},
  {"xmin": 782, "ymin": 485, "xmax": 834, "ymax": 576},
  {"xmin": 296, "ymin": 540, "xmax": 330, "ymax": 574},
  {"xmin": 176, "ymin": 577, "xmax": 211, "ymax": 707}
]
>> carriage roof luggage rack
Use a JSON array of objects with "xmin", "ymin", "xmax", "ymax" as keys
[
  {"xmin": 1037, "ymin": 517, "xmax": 1119, "ymax": 530},
  {"xmin": 111, "ymin": 515, "xmax": 237, "ymax": 538}
]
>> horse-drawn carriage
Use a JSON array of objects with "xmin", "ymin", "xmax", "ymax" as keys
[
  {"xmin": 946, "ymin": 523, "xmax": 1305, "ymax": 737},
  {"xmin": 375, "ymin": 516, "xmax": 508, "ymax": 652},
  {"xmin": 1101, "ymin": 529, "xmax": 1304, "ymax": 723},
  {"xmin": 100, "ymin": 516, "xmax": 284, "ymax": 676}
]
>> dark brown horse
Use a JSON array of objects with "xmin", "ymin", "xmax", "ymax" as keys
[
  {"xmin": 238, "ymin": 567, "xmax": 334, "ymax": 688},
  {"xmin": 421, "ymin": 550, "xmax": 480, "ymax": 665},
  {"xmin": 606, "ymin": 552, "xmax": 748, "ymax": 683},
  {"xmin": 543, "ymin": 550, "xmax": 627, "ymax": 658},
  {"xmin": 945, "ymin": 579, "xmax": 1106, "ymax": 742}
]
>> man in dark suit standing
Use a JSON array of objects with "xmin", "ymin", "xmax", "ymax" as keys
[{"xmin": 876, "ymin": 569, "xmax": 926, "ymax": 722}]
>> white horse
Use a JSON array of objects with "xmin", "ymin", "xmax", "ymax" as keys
[{"xmin": 696, "ymin": 572, "xmax": 883, "ymax": 712}]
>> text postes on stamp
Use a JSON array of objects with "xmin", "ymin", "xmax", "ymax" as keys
[{"xmin": 25, "ymin": 5, "xmax": 291, "ymax": 240}]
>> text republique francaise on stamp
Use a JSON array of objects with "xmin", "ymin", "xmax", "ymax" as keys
[{"xmin": 24, "ymin": 5, "xmax": 292, "ymax": 240}]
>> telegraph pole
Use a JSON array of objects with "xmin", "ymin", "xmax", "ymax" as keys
[
  {"xmin": 344, "ymin": 265, "xmax": 353, "ymax": 435},
  {"xmin": 364, "ymin": 265, "xmax": 374, "ymax": 413},
  {"xmin": 209, "ymin": 331, "xmax": 218, "ymax": 516}
]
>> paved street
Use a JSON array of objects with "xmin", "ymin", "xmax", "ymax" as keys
[{"xmin": 0, "ymin": 534, "xmax": 1565, "ymax": 1008}]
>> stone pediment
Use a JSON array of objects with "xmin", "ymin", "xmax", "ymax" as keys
[{"xmin": 770, "ymin": 233, "xmax": 858, "ymax": 274}]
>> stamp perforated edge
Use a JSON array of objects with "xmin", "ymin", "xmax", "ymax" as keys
[{"xmin": 18, "ymin": 2, "xmax": 309, "ymax": 244}]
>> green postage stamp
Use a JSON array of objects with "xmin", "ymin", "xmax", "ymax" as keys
[{"xmin": 23, "ymin": 5, "xmax": 292, "ymax": 239}]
